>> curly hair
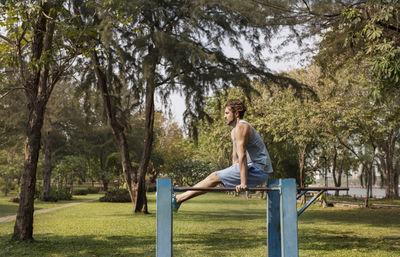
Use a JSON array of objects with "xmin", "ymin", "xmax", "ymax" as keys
[{"xmin": 225, "ymin": 99, "xmax": 246, "ymax": 119}]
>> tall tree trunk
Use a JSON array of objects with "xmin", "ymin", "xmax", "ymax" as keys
[
  {"xmin": 133, "ymin": 46, "xmax": 158, "ymax": 213},
  {"xmin": 331, "ymin": 147, "xmax": 340, "ymax": 196},
  {"xmin": 91, "ymin": 52, "xmax": 139, "ymax": 213},
  {"xmin": 99, "ymin": 155, "xmax": 109, "ymax": 192},
  {"xmin": 4, "ymin": 176, "xmax": 8, "ymax": 197},
  {"xmin": 134, "ymin": 82, "xmax": 155, "ymax": 213},
  {"xmin": 364, "ymin": 160, "xmax": 374, "ymax": 208},
  {"xmin": 13, "ymin": 103, "xmax": 46, "ymax": 241},
  {"xmin": 298, "ymin": 145, "xmax": 307, "ymax": 204},
  {"xmin": 12, "ymin": 3, "xmax": 56, "ymax": 241},
  {"xmin": 394, "ymin": 172, "xmax": 399, "ymax": 198},
  {"xmin": 42, "ymin": 130, "xmax": 53, "ymax": 201}
]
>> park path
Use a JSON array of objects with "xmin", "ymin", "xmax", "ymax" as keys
[{"xmin": 0, "ymin": 198, "xmax": 99, "ymax": 225}]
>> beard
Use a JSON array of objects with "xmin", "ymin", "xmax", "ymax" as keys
[{"xmin": 226, "ymin": 117, "xmax": 235, "ymax": 126}]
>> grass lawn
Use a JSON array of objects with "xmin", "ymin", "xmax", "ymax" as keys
[
  {"xmin": 0, "ymin": 192, "xmax": 104, "ymax": 218},
  {"xmin": 0, "ymin": 192, "xmax": 399, "ymax": 257},
  {"xmin": 328, "ymin": 195, "xmax": 400, "ymax": 206}
]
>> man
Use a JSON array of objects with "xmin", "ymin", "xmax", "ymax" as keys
[{"xmin": 172, "ymin": 99, "xmax": 273, "ymax": 211}]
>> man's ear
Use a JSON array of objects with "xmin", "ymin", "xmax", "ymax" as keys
[{"xmin": 235, "ymin": 111, "xmax": 240, "ymax": 118}]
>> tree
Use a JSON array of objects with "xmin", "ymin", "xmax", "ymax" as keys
[
  {"xmin": 0, "ymin": 149, "xmax": 23, "ymax": 196},
  {"xmin": 0, "ymin": 0, "xmax": 83, "ymax": 241},
  {"xmin": 249, "ymin": 81, "xmax": 321, "ymax": 189},
  {"xmin": 71, "ymin": 0, "xmax": 310, "ymax": 213}
]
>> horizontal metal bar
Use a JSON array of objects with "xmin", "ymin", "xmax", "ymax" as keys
[
  {"xmin": 297, "ymin": 187, "xmax": 349, "ymax": 191},
  {"xmin": 173, "ymin": 186, "xmax": 280, "ymax": 192}
]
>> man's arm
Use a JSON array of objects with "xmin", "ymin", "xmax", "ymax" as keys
[
  {"xmin": 232, "ymin": 143, "xmax": 238, "ymax": 165},
  {"xmin": 233, "ymin": 123, "xmax": 250, "ymax": 193}
]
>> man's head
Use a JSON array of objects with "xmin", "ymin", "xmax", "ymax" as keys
[{"xmin": 224, "ymin": 99, "xmax": 246, "ymax": 126}]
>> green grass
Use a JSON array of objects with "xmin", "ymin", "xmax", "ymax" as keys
[
  {"xmin": 0, "ymin": 193, "xmax": 399, "ymax": 257},
  {"xmin": 0, "ymin": 193, "xmax": 103, "ymax": 218},
  {"xmin": 328, "ymin": 195, "xmax": 400, "ymax": 206}
]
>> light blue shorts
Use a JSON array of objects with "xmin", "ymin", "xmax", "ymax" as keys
[{"xmin": 216, "ymin": 163, "xmax": 269, "ymax": 187}]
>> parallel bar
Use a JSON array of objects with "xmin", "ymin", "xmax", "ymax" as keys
[
  {"xmin": 297, "ymin": 190, "xmax": 325, "ymax": 217},
  {"xmin": 173, "ymin": 186, "xmax": 280, "ymax": 192},
  {"xmin": 156, "ymin": 178, "xmax": 173, "ymax": 257},
  {"xmin": 297, "ymin": 187, "xmax": 349, "ymax": 191},
  {"xmin": 267, "ymin": 179, "xmax": 281, "ymax": 257},
  {"xmin": 280, "ymin": 179, "xmax": 298, "ymax": 257},
  {"xmin": 173, "ymin": 186, "xmax": 348, "ymax": 192}
]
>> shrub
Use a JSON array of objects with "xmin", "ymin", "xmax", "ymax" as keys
[
  {"xmin": 99, "ymin": 188, "xmax": 131, "ymax": 202},
  {"xmin": 9, "ymin": 196, "xmax": 19, "ymax": 203},
  {"xmin": 35, "ymin": 185, "xmax": 72, "ymax": 201},
  {"xmin": 56, "ymin": 187, "xmax": 72, "ymax": 200},
  {"xmin": 87, "ymin": 187, "xmax": 101, "ymax": 194},
  {"xmin": 72, "ymin": 189, "xmax": 88, "ymax": 195}
]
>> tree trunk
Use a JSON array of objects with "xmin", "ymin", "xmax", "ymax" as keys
[
  {"xmin": 394, "ymin": 172, "xmax": 399, "ymax": 198},
  {"xmin": 364, "ymin": 161, "xmax": 374, "ymax": 208},
  {"xmin": 42, "ymin": 130, "xmax": 52, "ymax": 201},
  {"xmin": 133, "ymin": 46, "xmax": 159, "ymax": 213},
  {"xmin": 298, "ymin": 145, "xmax": 307, "ymax": 204},
  {"xmin": 12, "ymin": 3, "xmax": 56, "ymax": 241},
  {"xmin": 102, "ymin": 179, "xmax": 109, "ymax": 192},
  {"xmin": 331, "ymin": 147, "xmax": 340, "ymax": 196},
  {"xmin": 13, "ymin": 103, "xmax": 46, "ymax": 241},
  {"xmin": 91, "ymin": 51, "xmax": 139, "ymax": 213},
  {"xmin": 4, "ymin": 176, "xmax": 8, "ymax": 197},
  {"xmin": 134, "ymin": 82, "xmax": 155, "ymax": 213}
]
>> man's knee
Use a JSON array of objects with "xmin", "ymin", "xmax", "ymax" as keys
[{"xmin": 207, "ymin": 172, "xmax": 221, "ymax": 183}]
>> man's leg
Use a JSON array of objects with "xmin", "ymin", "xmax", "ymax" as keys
[{"xmin": 175, "ymin": 172, "xmax": 221, "ymax": 203}]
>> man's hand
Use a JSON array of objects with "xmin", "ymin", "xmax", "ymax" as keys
[{"xmin": 236, "ymin": 183, "xmax": 248, "ymax": 193}]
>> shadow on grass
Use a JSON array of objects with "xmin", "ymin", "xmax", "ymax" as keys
[
  {"xmin": 174, "ymin": 227, "xmax": 266, "ymax": 256},
  {"xmin": 299, "ymin": 207, "xmax": 400, "ymax": 228},
  {"xmin": 299, "ymin": 227, "xmax": 400, "ymax": 253},
  {"xmin": 0, "ymin": 233, "xmax": 156, "ymax": 257},
  {"xmin": 182, "ymin": 196, "xmax": 263, "ymax": 206},
  {"xmin": 175, "ymin": 209, "xmax": 266, "ymax": 223}
]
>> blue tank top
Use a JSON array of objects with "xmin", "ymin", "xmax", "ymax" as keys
[{"xmin": 232, "ymin": 120, "xmax": 273, "ymax": 173}]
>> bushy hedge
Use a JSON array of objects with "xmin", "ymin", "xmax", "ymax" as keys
[
  {"xmin": 35, "ymin": 185, "xmax": 72, "ymax": 201},
  {"xmin": 72, "ymin": 189, "xmax": 88, "ymax": 195},
  {"xmin": 87, "ymin": 187, "xmax": 101, "ymax": 194},
  {"xmin": 99, "ymin": 188, "xmax": 131, "ymax": 202},
  {"xmin": 72, "ymin": 187, "xmax": 101, "ymax": 195}
]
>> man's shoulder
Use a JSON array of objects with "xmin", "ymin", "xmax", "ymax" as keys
[{"xmin": 233, "ymin": 122, "xmax": 251, "ymax": 135}]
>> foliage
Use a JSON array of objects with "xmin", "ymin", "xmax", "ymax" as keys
[
  {"xmin": 99, "ymin": 188, "xmax": 131, "ymax": 202},
  {"xmin": 34, "ymin": 184, "xmax": 72, "ymax": 201},
  {"xmin": 0, "ymin": 150, "xmax": 23, "ymax": 196},
  {"xmin": 170, "ymin": 159, "xmax": 212, "ymax": 187},
  {"xmin": 53, "ymin": 156, "xmax": 88, "ymax": 187},
  {"xmin": 72, "ymin": 189, "xmax": 88, "ymax": 196},
  {"xmin": 316, "ymin": 0, "xmax": 400, "ymax": 97},
  {"xmin": 72, "ymin": 187, "xmax": 101, "ymax": 195}
]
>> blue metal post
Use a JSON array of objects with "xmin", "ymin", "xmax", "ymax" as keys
[
  {"xmin": 156, "ymin": 178, "xmax": 173, "ymax": 257},
  {"xmin": 267, "ymin": 179, "xmax": 281, "ymax": 257},
  {"xmin": 280, "ymin": 179, "xmax": 298, "ymax": 257}
]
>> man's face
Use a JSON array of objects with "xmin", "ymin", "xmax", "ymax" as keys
[{"xmin": 224, "ymin": 107, "xmax": 236, "ymax": 126}]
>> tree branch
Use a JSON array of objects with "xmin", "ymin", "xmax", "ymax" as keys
[
  {"xmin": 0, "ymin": 34, "xmax": 14, "ymax": 45},
  {"xmin": 17, "ymin": 27, "xmax": 28, "ymax": 46},
  {"xmin": 0, "ymin": 87, "xmax": 26, "ymax": 99}
]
